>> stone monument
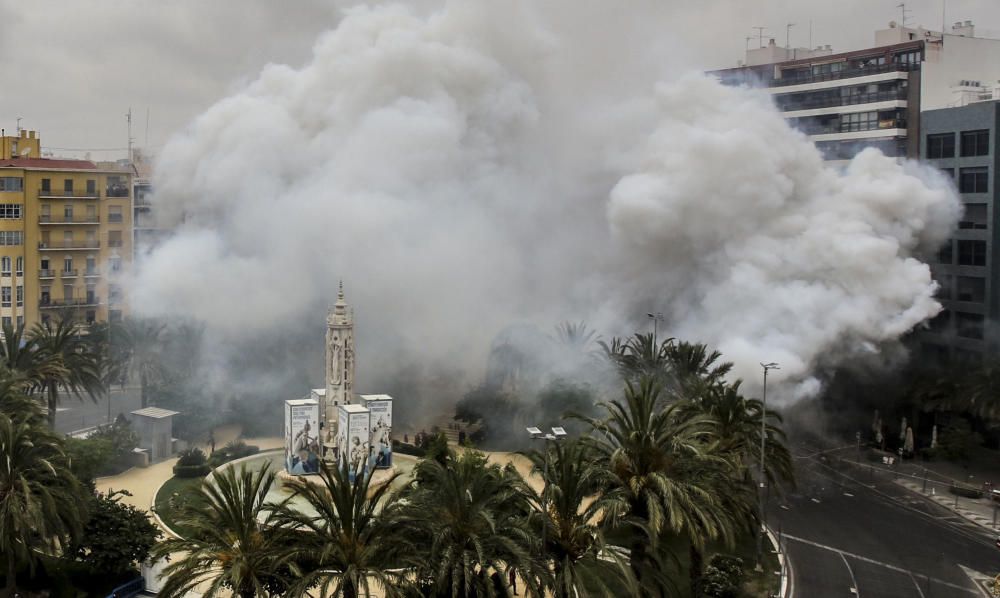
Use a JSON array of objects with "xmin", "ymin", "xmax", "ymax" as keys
[{"xmin": 321, "ymin": 281, "xmax": 355, "ymax": 459}]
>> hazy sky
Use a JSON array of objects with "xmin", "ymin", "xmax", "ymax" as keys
[{"xmin": 1, "ymin": 0, "xmax": 997, "ymax": 161}]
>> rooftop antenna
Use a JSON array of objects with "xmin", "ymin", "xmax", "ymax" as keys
[
  {"xmin": 126, "ymin": 107, "xmax": 134, "ymax": 165},
  {"xmin": 786, "ymin": 23, "xmax": 795, "ymax": 50},
  {"xmin": 15, "ymin": 117, "xmax": 21, "ymax": 135},
  {"xmin": 753, "ymin": 26, "xmax": 767, "ymax": 48},
  {"xmin": 745, "ymin": 35, "xmax": 754, "ymax": 52},
  {"xmin": 897, "ymin": 3, "xmax": 911, "ymax": 27},
  {"xmin": 941, "ymin": 0, "xmax": 947, "ymax": 37}
]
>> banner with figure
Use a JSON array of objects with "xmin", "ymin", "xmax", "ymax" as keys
[
  {"xmin": 360, "ymin": 394, "xmax": 393, "ymax": 469},
  {"xmin": 285, "ymin": 399, "xmax": 320, "ymax": 475},
  {"xmin": 337, "ymin": 404, "xmax": 370, "ymax": 482}
]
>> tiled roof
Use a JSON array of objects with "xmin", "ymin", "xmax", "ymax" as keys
[{"xmin": 0, "ymin": 158, "xmax": 98, "ymax": 169}]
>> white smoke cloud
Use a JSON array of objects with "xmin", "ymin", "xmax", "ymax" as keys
[{"xmin": 131, "ymin": 2, "xmax": 960, "ymax": 406}]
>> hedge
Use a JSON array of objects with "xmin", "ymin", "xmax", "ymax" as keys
[
  {"xmin": 208, "ymin": 444, "xmax": 260, "ymax": 468},
  {"xmin": 172, "ymin": 463, "xmax": 211, "ymax": 478}
]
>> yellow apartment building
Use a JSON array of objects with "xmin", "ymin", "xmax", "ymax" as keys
[{"xmin": 0, "ymin": 129, "xmax": 131, "ymax": 328}]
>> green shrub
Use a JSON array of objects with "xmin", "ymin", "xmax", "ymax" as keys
[
  {"xmin": 392, "ymin": 440, "xmax": 426, "ymax": 458},
  {"xmin": 208, "ymin": 440, "xmax": 260, "ymax": 467},
  {"xmin": 172, "ymin": 463, "xmax": 211, "ymax": 478},
  {"xmin": 949, "ymin": 484, "xmax": 984, "ymax": 499},
  {"xmin": 699, "ymin": 555, "xmax": 744, "ymax": 598},
  {"xmin": 176, "ymin": 447, "xmax": 207, "ymax": 467}
]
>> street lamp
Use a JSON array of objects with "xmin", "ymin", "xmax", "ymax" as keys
[
  {"xmin": 756, "ymin": 361, "xmax": 779, "ymax": 565},
  {"xmin": 528, "ymin": 426, "xmax": 566, "ymax": 555},
  {"xmin": 646, "ymin": 312, "xmax": 663, "ymax": 344}
]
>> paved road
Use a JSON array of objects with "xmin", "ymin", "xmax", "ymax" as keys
[
  {"xmin": 775, "ymin": 443, "xmax": 999, "ymax": 597},
  {"xmin": 55, "ymin": 386, "xmax": 141, "ymax": 435}
]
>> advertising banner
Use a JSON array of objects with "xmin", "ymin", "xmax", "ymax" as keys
[
  {"xmin": 337, "ymin": 404, "xmax": 370, "ymax": 482},
  {"xmin": 360, "ymin": 395, "xmax": 393, "ymax": 469},
  {"xmin": 285, "ymin": 399, "xmax": 320, "ymax": 475}
]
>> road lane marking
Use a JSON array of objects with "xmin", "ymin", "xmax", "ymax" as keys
[
  {"xmin": 783, "ymin": 534, "xmax": 979, "ymax": 595},
  {"xmin": 839, "ymin": 552, "xmax": 860, "ymax": 596},
  {"xmin": 909, "ymin": 573, "xmax": 925, "ymax": 598}
]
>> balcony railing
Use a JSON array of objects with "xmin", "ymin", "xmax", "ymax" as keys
[
  {"xmin": 38, "ymin": 240, "xmax": 100, "ymax": 250},
  {"xmin": 777, "ymin": 89, "xmax": 908, "ymax": 112},
  {"xmin": 83, "ymin": 268, "xmax": 100, "ymax": 277},
  {"xmin": 108, "ymin": 214, "xmax": 123, "ymax": 223},
  {"xmin": 106, "ymin": 185, "xmax": 129, "ymax": 198},
  {"xmin": 39, "ymin": 215, "xmax": 100, "ymax": 224},
  {"xmin": 38, "ymin": 188, "xmax": 99, "ymax": 199},
  {"xmin": 39, "ymin": 269, "xmax": 56, "ymax": 278},
  {"xmin": 799, "ymin": 118, "xmax": 908, "ymax": 135},
  {"xmin": 770, "ymin": 62, "xmax": 919, "ymax": 88},
  {"xmin": 39, "ymin": 298, "xmax": 100, "ymax": 309},
  {"xmin": 61, "ymin": 269, "xmax": 78, "ymax": 278}
]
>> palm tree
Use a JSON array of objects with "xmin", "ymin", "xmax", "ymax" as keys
[
  {"xmin": 394, "ymin": 450, "xmax": 545, "ymax": 597},
  {"xmin": 0, "ymin": 411, "xmax": 83, "ymax": 597},
  {"xmin": 526, "ymin": 439, "xmax": 636, "ymax": 598},
  {"xmin": 272, "ymin": 459, "xmax": 407, "ymax": 598},
  {"xmin": 120, "ymin": 317, "xmax": 167, "ymax": 408},
  {"xmin": 151, "ymin": 462, "xmax": 293, "ymax": 598},
  {"xmin": 599, "ymin": 332, "xmax": 676, "ymax": 386},
  {"xmin": 30, "ymin": 315, "xmax": 102, "ymax": 428},
  {"xmin": 0, "ymin": 321, "xmax": 63, "ymax": 393},
  {"xmin": 580, "ymin": 377, "xmax": 739, "ymax": 592},
  {"xmin": 664, "ymin": 341, "xmax": 733, "ymax": 398}
]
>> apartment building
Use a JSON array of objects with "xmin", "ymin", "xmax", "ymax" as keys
[
  {"xmin": 0, "ymin": 129, "xmax": 131, "ymax": 328},
  {"xmin": 713, "ymin": 20, "xmax": 1000, "ymax": 162},
  {"xmin": 919, "ymin": 100, "xmax": 999, "ymax": 363}
]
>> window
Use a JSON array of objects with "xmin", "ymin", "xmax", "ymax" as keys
[
  {"xmin": 40, "ymin": 178, "xmax": 50, "ymax": 192},
  {"xmin": 937, "ymin": 240, "xmax": 953, "ymax": 264},
  {"xmin": 2, "ymin": 317, "xmax": 11, "ymax": 329},
  {"xmin": 1, "ymin": 257, "xmax": 10, "ymax": 276},
  {"xmin": 86, "ymin": 310, "xmax": 95, "ymax": 325},
  {"xmin": 109, "ymin": 284, "xmax": 121, "ymax": 304},
  {"xmin": 940, "ymin": 168, "xmax": 955, "ymax": 179},
  {"xmin": 0, "ymin": 205, "xmax": 21, "ymax": 219},
  {"xmin": 108, "ymin": 230, "xmax": 123, "ymax": 247},
  {"xmin": 109, "ymin": 256, "xmax": 121, "ymax": 273},
  {"xmin": 3, "ymin": 286, "xmax": 12, "ymax": 307},
  {"xmin": 85, "ymin": 286, "xmax": 96, "ymax": 304},
  {"xmin": 841, "ymin": 111, "xmax": 878, "ymax": 132},
  {"xmin": 928, "ymin": 310, "xmax": 951, "ymax": 334},
  {"xmin": 959, "ymin": 204, "xmax": 988, "ymax": 230},
  {"xmin": 16, "ymin": 256, "xmax": 22, "ymax": 276},
  {"xmin": 0, "ymin": 232, "xmax": 23, "ymax": 246},
  {"xmin": 895, "ymin": 50, "xmax": 921, "ymax": 65},
  {"xmin": 40, "ymin": 286, "xmax": 50, "ymax": 305},
  {"xmin": 960, "ymin": 129, "xmax": 989, "ymax": 157},
  {"xmin": 16, "ymin": 316, "xmax": 22, "ymax": 328},
  {"xmin": 63, "ymin": 179, "xmax": 73, "ymax": 193},
  {"xmin": 63, "ymin": 285, "xmax": 73, "ymax": 301},
  {"xmin": 927, "ymin": 133, "xmax": 955, "ymax": 159},
  {"xmin": 63, "ymin": 205, "xmax": 73, "ymax": 219},
  {"xmin": 108, "ymin": 205, "xmax": 123, "ymax": 223},
  {"xmin": 85, "ymin": 256, "xmax": 96, "ymax": 275},
  {"xmin": 957, "ymin": 276, "xmax": 986, "ymax": 302},
  {"xmin": 16, "ymin": 285, "xmax": 22, "ymax": 307},
  {"xmin": 41, "ymin": 314, "xmax": 49, "ymax": 325},
  {"xmin": 86, "ymin": 179, "xmax": 96, "ymax": 194},
  {"xmin": 0, "ymin": 178, "xmax": 23, "ymax": 192},
  {"xmin": 109, "ymin": 309, "xmax": 122, "ymax": 323},
  {"xmin": 956, "ymin": 312, "xmax": 985, "ymax": 340},
  {"xmin": 959, "ymin": 167, "xmax": 989, "ymax": 193},
  {"xmin": 936, "ymin": 274, "xmax": 953, "ymax": 300},
  {"xmin": 106, "ymin": 176, "xmax": 128, "ymax": 197},
  {"xmin": 958, "ymin": 240, "xmax": 987, "ymax": 266},
  {"xmin": 63, "ymin": 257, "xmax": 72, "ymax": 273}
]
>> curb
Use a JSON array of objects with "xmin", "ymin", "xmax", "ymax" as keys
[
  {"xmin": 765, "ymin": 525, "xmax": 793, "ymax": 598},
  {"xmin": 895, "ymin": 478, "xmax": 998, "ymax": 533}
]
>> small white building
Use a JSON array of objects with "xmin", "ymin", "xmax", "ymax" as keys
[{"xmin": 130, "ymin": 407, "xmax": 179, "ymax": 464}]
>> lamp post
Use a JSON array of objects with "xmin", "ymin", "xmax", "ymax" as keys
[
  {"xmin": 756, "ymin": 361, "xmax": 779, "ymax": 565},
  {"xmin": 646, "ymin": 312, "xmax": 663, "ymax": 344},
  {"xmin": 527, "ymin": 426, "xmax": 566, "ymax": 557}
]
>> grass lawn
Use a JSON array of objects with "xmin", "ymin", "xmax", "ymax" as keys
[{"xmin": 153, "ymin": 475, "xmax": 204, "ymax": 536}]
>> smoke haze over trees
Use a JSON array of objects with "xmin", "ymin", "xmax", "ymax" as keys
[{"xmin": 127, "ymin": 3, "xmax": 960, "ymax": 414}]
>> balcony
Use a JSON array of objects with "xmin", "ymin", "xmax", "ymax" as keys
[
  {"xmin": 38, "ymin": 240, "xmax": 100, "ymax": 250},
  {"xmin": 38, "ymin": 188, "xmax": 99, "ymax": 200},
  {"xmin": 83, "ymin": 268, "xmax": 100, "ymax": 278},
  {"xmin": 39, "ymin": 269, "xmax": 56, "ymax": 278},
  {"xmin": 106, "ymin": 184, "xmax": 129, "ymax": 198},
  {"xmin": 777, "ymin": 89, "xmax": 908, "ymax": 112},
  {"xmin": 771, "ymin": 62, "xmax": 919, "ymax": 87},
  {"xmin": 60, "ymin": 269, "xmax": 78, "ymax": 278},
  {"xmin": 39, "ymin": 215, "xmax": 100, "ymax": 225},
  {"xmin": 797, "ymin": 118, "xmax": 908, "ymax": 136},
  {"xmin": 39, "ymin": 298, "xmax": 100, "ymax": 309}
]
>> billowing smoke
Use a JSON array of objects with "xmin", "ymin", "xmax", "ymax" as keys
[{"xmin": 130, "ymin": 2, "xmax": 960, "ymax": 411}]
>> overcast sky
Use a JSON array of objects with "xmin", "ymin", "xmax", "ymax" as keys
[{"xmin": 2, "ymin": 0, "xmax": 998, "ymax": 161}]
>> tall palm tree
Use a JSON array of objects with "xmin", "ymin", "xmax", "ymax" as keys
[
  {"xmin": 580, "ymin": 377, "xmax": 739, "ymax": 592},
  {"xmin": 0, "ymin": 321, "xmax": 63, "ymax": 393},
  {"xmin": 599, "ymin": 332, "xmax": 676, "ymax": 386},
  {"xmin": 664, "ymin": 341, "xmax": 733, "ymax": 398},
  {"xmin": 151, "ymin": 462, "xmax": 293, "ymax": 598},
  {"xmin": 526, "ymin": 440, "xmax": 636, "ymax": 598},
  {"xmin": 394, "ymin": 450, "xmax": 545, "ymax": 597},
  {"xmin": 0, "ymin": 411, "xmax": 83, "ymax": 597},
  {"xmin": 120, "ymin": 317, "xmax": 167, "ymax": 408},
  {"xmin": 30, "ymin": 315, "xmax": 102, "ymax": 428},
  {"xmin": 272, "ymin": 460, "xmax": 407, "ymax": 598}
]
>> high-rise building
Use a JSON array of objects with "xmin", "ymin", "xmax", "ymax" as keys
[
  {"xmin": 919, "ymin": 100, "xmax": 999, "ymax": 363},
  {"xmin": 0, "ymin": 129, "xmax": 131, "ymax": 328},
  {"xmin": 712, "ymin": 20, "xmax": 1000, "ymax": 162}
]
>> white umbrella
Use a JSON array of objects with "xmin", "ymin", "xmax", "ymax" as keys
[
  {"xmin": 900, "ymin": 417, "xmax": 907, "ymax": 442},
  {"xmin": 931, "ymin": 425, "xmax": 938, "ymax": 449},
  {"xmin": 904, "ymin": 427, "xmax": 914, "ymax": 453}
]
